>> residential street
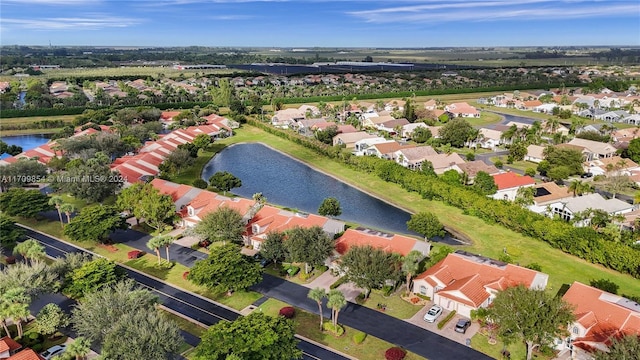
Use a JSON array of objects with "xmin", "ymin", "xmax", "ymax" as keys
[
  {"xmin": 18, "ymin": 225, "xmax": 351, "ymax": 360},
  {"xmin": 31, "ymin": 225, "xmax": 492, "ymax": 360}
]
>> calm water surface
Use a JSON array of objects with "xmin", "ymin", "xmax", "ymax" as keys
[
  {"xmin": 202, "ymin": 143, "xmax": 416, "ymax": 235},
  {"xmin": 0, "ymin": 134, "xmax": 51, "ymax": 152}
]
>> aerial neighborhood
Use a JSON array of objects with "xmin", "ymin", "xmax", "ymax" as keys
[{"xmin": 1, "ymin": 53, "xmax": 640, "ymax": 360}]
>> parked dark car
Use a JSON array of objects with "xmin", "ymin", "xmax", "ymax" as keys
[
  {"xmin": 581, "ymin": 172, "xmax": 593, "ymax": 178},
  {"xmin": 454, "ymin": 319, "xmax": 471, "ymax": 333}
]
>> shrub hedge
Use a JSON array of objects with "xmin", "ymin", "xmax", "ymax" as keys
[
  {"xmin": 352, "ymin": 331, "xmax": 367, "ymax": 344},
  {"xmin": 437, "ymin": 310, "xmax": 457, "ymax": 330},
  {"xmin": 278, "ymin": 306, "xmax": 296, "ymax": 319},
  {"xmin": 385, "ymin": 347, "xmax": 407, "ymax": 360},
  {"xmin": 246, "ymin": 119, "xmax": 640, "ymax": 279}
]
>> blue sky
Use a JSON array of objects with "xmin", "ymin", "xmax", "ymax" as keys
[{"xmin": 1, "ymin": 0, "xmax": 639, "ymax": 47}]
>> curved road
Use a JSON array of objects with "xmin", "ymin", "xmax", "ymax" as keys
[{"xmin": 20, "ymin": 226, "xmax": 350, "ymax": 360}]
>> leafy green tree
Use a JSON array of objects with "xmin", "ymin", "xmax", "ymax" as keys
[
  {"xmin": 100, "ymin": 309, "xmax": 182, "ymax": 360},
  {"xmin": 589, "ymin": 278, "xmax": 619, "ymax": 294},
  {"xmin": 194, "ymin": 207, "xmax": 245, "ymax": 244},
  {"xmin": 439, "ymin": 118, "xmax": 474, "ymax": 147},
  {"xmin": 72, "ymin": 280, "xmax": 158, "ymax": 345},
  {"xmin": 315, "ymin": 125, "xmax": 339, "ymax": 145},
  {"xmin": 66, "ymin": 258, "xmax": 124, "ymax": 298},
  {"xmin": 57, "ymin": 161, "xmax": 123, "ymax": 203},
  {"xmin": 340, "ymin": 245, "xmax": 401, "ymax": 299},
  {"xmin": 440, "ymin": 169, "xmax": 461, "ymax": 185},
  {"xmin": 326, "ymin": 289, "xmax": 347, "ymax": 329},
  {"xmin": 509, "ymin": 141, "xmax": 528, "ymax": 161},
  {"xmin": 421, "ymin": 161, "xmax": 437, "ymax": 177},
  {"xmin": 194, "ymin": 312, "xmax": 301, "ymax": 360},
  {"xmin": 65, "ymin": 336, "xmax": 92, "ymax": 360},
  {"xmin": 260, "ymin": 231, "xmax": 287, "ymax": 264},
  {"xmin": 472, "ymin": 171, "xmax": 498, "ymax": 195},
  {"xmin": 402, "ymin": 250, "xmax": 424, "ymax": 294},
  {"xmin": 0, "ymin": 261, "xmax": 60, "ymax": 297},
  {"xmin": 411, "ymin": 126, "xmax": 432, "ymax": 143},
  {"xmin": 13, "ymin": 239, "xmax": 46, "ymax": 264},
  {"xmin": 307, "ymin": 287, "xmax": 327, "ymax": 330},
  {"xmin": 192, "ymin": 133, "xmax": 212, "ymax": 150},
  {"xmin": 64, "ymin": 205, "xmax": 127, "ymax": 243},
  {"xmin": 132, "ymin": 185, "xmax": 175, "ymax": 230},
  {"xmin": 0, "ymin": 159, "xmax": 47, "ymax": 191},
  {"xmin": 116, "ymin": 182, "xmax": 144, "ymax": 224},
  {"xmin": 543, "ymin": 146, "xmax": 584, "ymax": 176},
  {"xmin": 35, "ymin": 303, "xmax": 69, "ymax": 339},
  {"xmin": 407, "ymin": 211, "xmax": 445, "ymax": 239},
  {"xmin": 424, "ymin": 245, "xmax": 454, "ymax": 268},
  {"xmin": 487, "ymin": 285, "xmax": 575, "ymax": 360},
  {"xmin": 514, "ymin": 186, "xmax": 536, "ymax": 207},
  {"xmin": 284, "ymin": 226, "xmax": 334, "ymax": 274},
  {"xmin": 192, "ymin": 178, "xmax": 208, "ymax": 189},
  {"xmin": 0, "ymin": 214, "xmax": 24, "ymax": 248},
  {"xmin": 626, "ymin": 138, "xmax": 640, "ymax": 163},
  {"xmin": 546, "ymin": 166, "xmax": 572, "ymax": 181},
  {"xmin": 188, "ymin": 244, "xmax": 262, "ymax": 294},
  {"xmin": 209, "ymin": 171, "xmax": 242, "ymax": 195},
  {"xmin": 0, "ymin": 286, "xmax": 30, "ymax": 337},
  {"xmin": 318, "ymin": 197, "xmax": 342, "ymax": 217},
  {"xmin": 0, "ymin": 188, "xmax": 53, "ymax": 217},
  {"xmin": 593, "ymin": 335, "xmax": 640, "ymax": 360}
]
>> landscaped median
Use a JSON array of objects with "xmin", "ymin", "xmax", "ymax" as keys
[{"xmin": 257, "ymin": 298, "xmax": 424, "ymax": 360}]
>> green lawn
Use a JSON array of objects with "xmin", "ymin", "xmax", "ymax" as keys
[
  {"xmin": 466, "ymin": 112, "xmax": 503, "ymax": 127},
  {"xmin": 160, "ymin": 309, "xmax": 208, "ymax": 337},
  {"xmin": 489, "ymin": 156, "xmax": 538, "ymax": 173},
  {"xmin": 170, "ymin": 143, "xmax": 225, "ymax": 185},
  {"xmin": 356, "ymin": 289, "xmax": 423, "ymax": 320},
  {"xmin": 258, "ymin": 299, "xmax": 425, "ymax": 360},
  {"xmin": 219, "ymin": 125, "xmax": 640, "ymax": 298}
]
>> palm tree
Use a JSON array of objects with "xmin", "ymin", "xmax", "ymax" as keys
[
  {"xmin": 569, "ymin": 180, "xmax": 584, "ymax": 197},
  {"xmin": 307, "ymin": 287, "xmax": 327, "ymax": 330},
  {"xmin": 545, "ymin": 117, "xmax": 560, "ymax": 134},
  {"xmin": 402, "ymin": 251, "xmax": 423, "ymax": 294},
  {"xmin": 49, "ymin": 196, "xmax": 65, "ymax": 228},
  {"xmin": 326, "ymin": 289, "xmax": 346, "ymax": 329},
  {"xmin": 146, "ymin": 236, "xmax": 164, "ymax": 264},
  {"xmin": 0, "ymin": 287, "xmax": 30, "ymax": 338},
  {"xmin": 157, "ymin": 235, "xmax": 175, "ymax": 262},
  {"xmin": 60, "ymin": 203, "xmax": 76, "ymax": 225},
  {"xmin": 66, "ymin": 336, "xmax": 92, "ymax": 360},
  {"xmin": 13, "ymin": 239, "xmax": 45, "ymax": 264}
]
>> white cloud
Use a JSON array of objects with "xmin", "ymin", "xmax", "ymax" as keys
[
  {"xmin": 2, "ymin": 14, "xmax": 142, "ymax": 30},
  {"xmin": 347, "ymin": 0, "xmax": 640, "ymax": 23}
]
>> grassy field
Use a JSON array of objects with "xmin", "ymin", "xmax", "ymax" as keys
[
  {"xmin": 356, "ymin": 289, "xmax": 423, "ymax": 320},
  {"xmin": 0, "ymin": 67, "xmax": 241, "ymax": 82},
  {"xmin": 0, "ymin": 115, "xmax": 76, "ymax": 126},
  {"xmin": 217, "ymin": 125, "xmax": 640, "ymax": 298},
  {"xmin": 489, "ymin": 156, "xmax": 538, "ymax": 173},
  {"xmin": 258, "ymin": 298, "xmax": 425, "ymax": 360}
]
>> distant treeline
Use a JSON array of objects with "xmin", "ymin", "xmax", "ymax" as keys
[
  {"xmin": 0, "ymin": 101, "xmax": 212, "ymax": 118},
  {"xmin": 0, "ymin": 119, "xmax": 68, "ymax": 130},
  {"xmin": 275, "ymin": 82, "xmax": 588, "ymax": 105}
]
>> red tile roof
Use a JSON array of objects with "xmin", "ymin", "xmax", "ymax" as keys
[
  {"xmin": 248, "ymin": 205, "xmax": 329, "ymax": 242},
  {"xmin": 334, "ymin": 228, "xmax": 421, "ymax": 257},
  {"xmin": 491, "ymin": 172, "xmax": 536, "ymax": 190},
  {"xmin": 415, "ymin": 251, "xmax": 545, "ymax": 307},
  {"xmin": 0, "ymin": 336, "xmax": 22, "ymax": 353},
  {"xmin": 563, "ymin": 282, "xmax": 640, "ymax": 346},
  {"xmin": 7, "ymin": 349, "xmax": 44, "ymax": 360}
]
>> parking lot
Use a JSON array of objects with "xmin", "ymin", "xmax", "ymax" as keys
[{"xmin": 406, "ymin": 303, "xmax": 480, "ymax": 345}]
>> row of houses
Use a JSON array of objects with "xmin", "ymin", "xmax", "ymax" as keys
[{"xmin": 151, "ymin": 177, "xmax": 638, "ymax": 360}]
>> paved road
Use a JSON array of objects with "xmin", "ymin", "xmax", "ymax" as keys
[
  {"xmin": 19, "ymin": 226, "xmax": 350, "ymax": 360},
  {"xmin": 251, "ymin": 275, "xmax": 492, "ymax": 360}
]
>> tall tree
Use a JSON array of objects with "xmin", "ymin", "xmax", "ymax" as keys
[
  {"xmin": 66, "ymin": 258, "xmax": 124, "ymax": 298},
  {"xmin": 194, "ymin": 207, "xmax": 245, "ymax": 245},
  {"xmin": 147, "ymin": 235, "xmax": 164, "ymax": 264},
  {"xmin": 487, "ymin": 285, "xmax": 575, "ymax": 360},
  {"xmin": 318, "ymin": 197, "xmax": 342, "ymax": 217},
  {"xmin": 326, "ymin": 289, "xmax": 347, "ymax": 329},
  {"xmin": 0, "ymin": 188, "xmax": 52, "ymax": 218},
  {"xmin": 193, "ymin": 312, "xmax": 302, "ymax": 360},
  {"xmin": 60, "ymin": 202, "xmax": 76, "ymax": 225},
  {"xmin": 339, "ymin": 245, "xmax": 402, "ymax": 299},
  {"xmin": 35, "ymin": 303, "xmax": 69, "ymax": 339},
  {"xmin": 0, "ymin": 214, "xmax": 24, "ymax": 248},
  {"xmin": 0, "ymin": 261, "xmax": 59, "ymax": 297},
  {"xmin": 284, "ymin": 226, "xmax": 334, "ymax": 274},
  {"xmin": 13, "ymin": 239, "xmax": 46, "ymax": 264},
  {"xmin": 307, "ymin": 287, "xmax": 327, "ymax": 330},
  {"xmin": 64, "ymin": 205, "xmax": 127, "ymax": 243},
  {"xmin": 0, "ymin": 159, "xmax": 47, "ymax": 192},
  {"xmin": 209, "ymin": 171, "xmax": 242, "ymax": 195},
  {"xmin": 0, "ymin": 287, "xmax": 30, "ymax": 338},
  {"xmin": 260, "ymin": 231, "xmax": 287, "ymax": 264},
  {"xmin": 472, "ymin": 171, "xmax": 498, "ymax": 195},
  {"xmin": 439, "ymin": 118, "xmax": 474, "ymax": 148},
  {"xmin": 116, "ymin": 182, "xmax": 145, "ymax": 224},
  {"xmin": 66, "ymin": 337, "xmax": 92, "ymax": 360},
  {"xmin": 192, "ymin": 133, "xmax": 212, "ymax": 150},
  {"xmin": 134, "ymin": 185, "xmax": 175, "ymax": 231},
  {"xmin": 188, "ymin": 244, "xmax": 262, "ymax": 294},
  {"xmin": 402, "ymin": 250, "xmax": 424, "ymax": 294},
  {"xmin": 57, "ymin": 160, "xmax": 123, "ymax": 203},
  {"xmin": 49, "ymin": 196, "xmax": 65, "ymax": 228},
  {"xmin": 407, "ymin": 211, "xmax": 445, "ymax": 239}
]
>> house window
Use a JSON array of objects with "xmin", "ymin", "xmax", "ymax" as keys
[
  {"xmin": 419, "ymin": 286, "xmax": 427, "ymax": 295},
  {"xmin": 572, "ymin": 326, "xmax": 579, "ymax": 335},
  {"xmin": 503, "ymin": 194, "xmax": 509, "ymax": 200},
  {"xmin": 187, "ymin": 207, "xmax": 194, "ymax": 216}
]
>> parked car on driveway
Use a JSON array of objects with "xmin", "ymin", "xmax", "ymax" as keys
[
  {"xmin": 454, "ymin": 318, "xmax": 471, "ymax": 333},
  {"xmin": 41, "ymin": 344, "xmax": 67, "ymax": 360},
  {"xmin": 423, "ymin": 305, "xmax": 443, "ymax": 323}
]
